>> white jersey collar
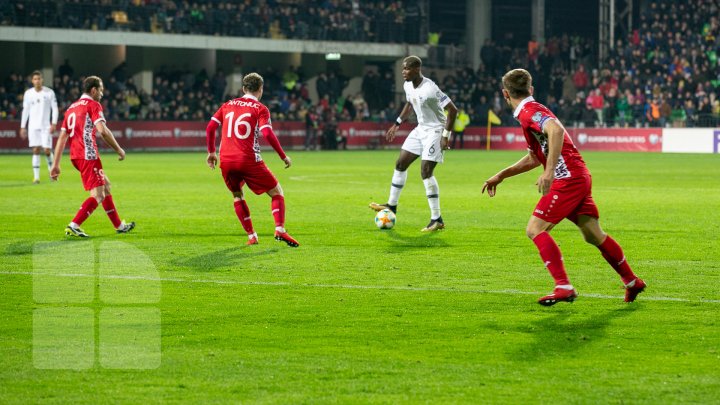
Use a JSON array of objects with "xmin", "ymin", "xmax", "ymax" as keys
[
  {"xmin": 513, "ymin": 96, "xmax": 535, "ymax": 119},
  {"xmin": 242, "ymin": 94, "xmax": 258, "ymax": 101},
  {"xmin": 80, "ymin": 94, "xmax": 94, "ymax": 101}
]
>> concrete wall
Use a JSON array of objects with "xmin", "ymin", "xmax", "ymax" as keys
[{"xmin": 52, "ymin": 44, "xmax": 125, "ymax": 79}]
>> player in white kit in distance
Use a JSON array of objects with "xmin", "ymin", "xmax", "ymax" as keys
[
  {"xmin": 370, "ymin": 56, "xmax": 457, "ymax": 231},
  {"xmin": 20, "ymin": 70, "xmax": 58, "ymax": 184}
]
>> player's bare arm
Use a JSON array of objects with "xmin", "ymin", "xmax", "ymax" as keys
[
  {"xmin": 50, "ymin": 130, "xmax": 70, "ymax": 180},
  {"xmin": 482, "ymin": 152, "xmax": 541, "ymax": 197},
  {"xmin": 442, "ymin": 101, "xmax": 458, "ymax": 150},
  {"xmin": 96, "ymin": 121, "xmax": 125, "ymax": 161},
  {"xmin": 537, "ymin": 119, "xmax": 564, "ymax": 195},
  {"xmin": 20, "ymin": 128, "xmax": 27, "ymax": 139},
  {"xmin": 386, "ymin": 102, "xmax": 412, "ymax": 142}
]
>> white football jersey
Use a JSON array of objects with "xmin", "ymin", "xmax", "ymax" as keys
[
  {"xmin": 21, "ymin": 86, "xmax": 58, "ymax": 131},
  {"xmin": 404, "ymin": 77, "xmax": 451, "ymax": 129}
]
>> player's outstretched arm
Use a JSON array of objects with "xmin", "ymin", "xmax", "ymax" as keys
[
  {"xmin": 96, "ymin": 121, "xmax": 125, "ymax": 160},
  {"xmin": 50, "ymin": 130, "xmax": 69, "ymax": 180},
  {"xmin": 442, "ymin": 101, "xmax": 458, "ymax": 150},
  {"xmin": 206, "ymin": 119, "xmax": 220, "ymax": 169},
  {"xmin": 536, "ymin": 119, "xmax": 565, "ymax": 195},
  {"xmin": 260, "ymin": 127, "xmax": 290, "ymax": 168},
  {"xmin": 386, "ymin": 102, "xmax": 412, "ymax": 142},
  {"xmin": 482, "ymin": 152, "xmax": 541, "ymax": 197}
]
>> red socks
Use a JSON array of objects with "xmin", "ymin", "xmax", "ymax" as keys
[
  {"xmin": 72, "ymin": 197, "xmax": 99, "ymax": 226},
  {"xmin": 271, "ymin": 195, "xmax": 285, "ymax": 228},
  {"xmin": 598, "ymin": 235, "xmax": 637, "ymax": 284},
  {"xmin": 233, "ymin": 200, "xmax": 255, "ymax": 235},
  {"xmin": 532, "ymin": 231, "xmax": 570, "ymax": 286},
  {"xmin": 102, "ymin": 194, "xmax": 122, "ymax": 228}
]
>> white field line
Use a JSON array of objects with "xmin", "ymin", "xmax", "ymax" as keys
[{"xmin": 3, "ymin": 271, "xmax": 719, "ymax": 304}]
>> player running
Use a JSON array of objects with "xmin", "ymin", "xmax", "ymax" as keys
[
  {"xmin": 50, "ymin": 76, "xmax": 135, "ymax": 237},
  {"xmin": 205, "ymin": 72, "xmax": 299, "ymax": 247},
  {"xmin": 20, "ymin": 70, "xmax": 58, "ymax": 184},
  {"xmin": 482, "ymin": 68, "xmax": 645, "ymax": 305},
  {"xmin": 369, "ymin": 56, "xmax": 458, "ymax": 231}
]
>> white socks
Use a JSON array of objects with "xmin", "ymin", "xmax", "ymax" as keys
[
  {"xmin": 46, "ymin": 153, "xmax": 53, "ymax": 171},
  {"xmin": 423, "ymin": 176, "xmax": 441, "ymax": 220},
  {"xmin": 32, "ymin": 155, "xmax": 40, "ymax": 180},
  {"xmin": 388, "ymin": 169, "xmax": 407, "ymax": 206}
]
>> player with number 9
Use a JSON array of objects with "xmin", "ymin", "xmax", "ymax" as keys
[
  {"xmin": 205, "ymin": 72, "xmax": 299, "ymax": 247},
  {"xmin": 50, "ymin": 75, "xmax": 135, "ymax": 237}
]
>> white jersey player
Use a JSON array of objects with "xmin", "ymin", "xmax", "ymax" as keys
[
  {"xmin": 20, "ymin": 70, "xmax": 58, "ymax": 184},
  {"xmin": 370, "ymin": 56, "xmax": 457, "ymax": 231}
]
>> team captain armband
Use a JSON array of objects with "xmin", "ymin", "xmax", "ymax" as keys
[{"xmin": 531, "ymin": 111, "xmax": 554, "ymax": 130}]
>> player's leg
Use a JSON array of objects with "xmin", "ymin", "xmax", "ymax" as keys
[
  {"xmin": 370, "ymin": 132, "xmax": 422, "ymax": 213},
  {"xmin": 527, "ymin": 216, "xmax": 578, "ymax": 306},
  {"xmin": 232, "ymin": 189, "xmax": 257, "ymax": 245},
  {"xmin": 575, "ymin": 215, "xmax": 645, "ymax": 301},
  {"xmin": 244, "ymin": 162, "xmax": 298, "ymax": 247},
  {"xmin": 419, "ymin": 133, "xmax": 444, "ymax": 231},
  {"xmin": 267, "ymin": 184, "xmax": 299, "ymax": 247},
  {"xmin": 66, "ymin": 185, "xmax": 105, "ymax": 237},
  {"xmin": 222, "ymin": 164, "xmax": 256, "ymax": 244},
  {"xmin": 100, "ymin": 177, "xmax": 135, "ymax": 233},
  {"xmin": 43, "ymin": 131, "xmax": 54, "ymax": 178},
  {"xmin": 419, "ymin": 159, "xmax": 444, "ymax": 231},
  {"xmin": 31, "ymin": 146, "xmax": 41, "ymax": 184},
  {"xmin": 44, "ymin": 148, "xmax": 54, "ymax": 178}
]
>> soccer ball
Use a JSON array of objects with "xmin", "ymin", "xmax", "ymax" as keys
[{"xmin": 374, "ymin": 209, "xmax": 396, "ymax": 229}]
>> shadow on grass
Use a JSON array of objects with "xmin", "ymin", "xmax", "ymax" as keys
[
  {"xmin": 0, "ymin": 182, "xmax": 35, "ymax": 188},
  {"xmin": 172, "ymin": 246, "xmax": 280, "ymax": 272},
  {"xmin": 4, "ymin": 238, "xmax": 96, "ymax": 256},
  {"xmin": 380, "ymin": 230, "xmax": 451, "ymax": 250},
  {"xmin": 5, "ymin": 241, "xmax": 35, "ymax": 256},
  {"xmin": 510, "ymin": 305, "xmax": 639, "ymax": 361}
]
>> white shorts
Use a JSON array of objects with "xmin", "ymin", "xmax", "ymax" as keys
[
  {"xmin": 28, "ymin": 128, "xmax": 53, "ymax": 149},
  {"xmin": 401, "ymin": 127, "xmax": 444, "ymax": 163}
]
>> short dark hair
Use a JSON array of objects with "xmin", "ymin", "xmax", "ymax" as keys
[
  {"xmin": 403, "ymin": 55, "xmax": 422, "ymax": 68},
  {"xmin": 242, "ymin": 73, "xmax": 264, "ymax": 93},
  {"xmin": 31, "ymin": 70, "xmax": 42, "ymax": 78},
  {"xmin": 502, "ymin": 68, "xmax": 532, "ymax": 99},
  {"xmin": 83, "ymin": 76, "xmax": 103, "ymax": 94}
]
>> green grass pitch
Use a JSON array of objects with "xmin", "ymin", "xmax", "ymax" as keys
[{"xmin": 1, "ymin": 150, "xmax": 719, "ymax": 403}]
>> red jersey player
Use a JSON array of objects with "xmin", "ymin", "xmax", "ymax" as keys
[
  {"xmin": 50, "ymin": 76, "xmax": 135, "ymax": 237},
  {"xmin": 482, "ymin": 69, "xmax": 645, "ymax": 305},
  {"xmin": 205, "ymin": 72, "xmax": 298, "ymax": 247}
]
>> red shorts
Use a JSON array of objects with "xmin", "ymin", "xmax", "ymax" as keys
[
  {"xmin": 71, "ymin": 159, "xmax": 106, "ymax": 191},
  {"xmin": 220, "ymin": 160, "xmax": 278, "ymax": 195},
  {"xmin": 533, "ymin": 174, "xmax": 599, "ymax": 224}
]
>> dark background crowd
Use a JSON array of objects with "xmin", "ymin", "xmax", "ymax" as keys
[
  {"xmin": 1, "ymin": 0, "xmax": 719, "ymax": 129},
  {"xmin": 0, "ymin": 0, "xmax": 422, "ymax": 43}
]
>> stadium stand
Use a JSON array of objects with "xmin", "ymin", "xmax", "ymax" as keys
[
  {"xmin": 1, "ymin": 0, "xmax": 422, "ymax": 44},
  {"xmin": 1, "ymin": 0, "xmax": 718, "ymax": 128}
]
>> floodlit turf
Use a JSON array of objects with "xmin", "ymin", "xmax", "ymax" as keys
[{"xmin": 1, "ymin": 150, "xmax": 719, "ymax": 403}]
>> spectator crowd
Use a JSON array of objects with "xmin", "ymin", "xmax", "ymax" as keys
[
  {"xmin": 1, "ymin": 0, "xmax": 718, "ymax": 130},
  {"xmin": 0, "ymin": 0, "xmax": 422, "ymax": 44}
]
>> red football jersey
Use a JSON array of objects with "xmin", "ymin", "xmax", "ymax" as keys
[
  {"xmin": 514, "ymin": 96, "xmax": 589, "ymax": 179},
  {"xmin": 211, "ymin": 95, "xmax": 272, "ymax": 163},
  {"xmin": 60, "ymin": 95, "xmax": 105, "ymax": 161}
]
